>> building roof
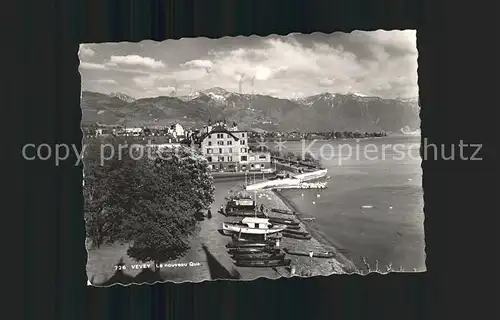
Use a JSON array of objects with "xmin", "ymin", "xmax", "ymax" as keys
[{"xmin": 198, "ymin": 125, "xmax": 240, "ymax": 142}]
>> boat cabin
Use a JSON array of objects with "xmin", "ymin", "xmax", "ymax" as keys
[
  {"xmin": 226, "ymin": 197, "xmax": 256, "ymax": 212},
  {"xmin": 240, "ymin": 217, "xmax": 271, "ymax": 229}
]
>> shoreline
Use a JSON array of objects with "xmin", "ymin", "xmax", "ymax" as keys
[{"xmin": 272, "ymin": 189, "xmax": 358, "ymax": 273}]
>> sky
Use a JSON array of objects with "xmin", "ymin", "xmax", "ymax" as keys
[{"xmin": 79, "ymin": 30, "xmax": 417, "ymax": 100}]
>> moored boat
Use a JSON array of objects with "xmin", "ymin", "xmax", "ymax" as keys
[
  {"xmin": 231, "ymin": 233, "xmax": 282, "ymax": 242},
  {"xmin": 234, "ymin": 258, "xmax": 291, "ymax": 268},
  {"xmin": 283, "ymin": 248, "xmax": 334, "ymax": 259},
  {"xmin": 226, "ymin": 242, "xmax": 275, "ymax": 249},
  {"xmin": 282, "ymin": 233, "xmax": 312, "ymax": 240},
  {"xmin": 231, "ymin": 252, "xmax": 286, "ymax": 261},
  {"xmin": 228, "ymin": 247, "xmax": 279, "ymax": 255},
  {"xmin": 284, "ymin": 225, "xmax": 301, "ymax": 230},
  {"xmin": 221, "ymin": 217, "xmax": 286, "ymax": 236},
  {"xmin": 267, "ymin": 217, "xmax": 300, "ymax": 226},
  {"xmin": 271, "ymin": 208, "xmax": 297, "ymax": 215},
  {"xmin": 282, "ymin": 229, "xmax": 309, "ymax": 236}
]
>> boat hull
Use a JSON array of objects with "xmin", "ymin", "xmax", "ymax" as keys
[
  {"xmin": 222, "ymin": 223, "xmax": 285, "ymax": 235},
  {"xmin": 282, "ymin": 233, "xmax": 312, "ymax": 240},
  {"xmin": 267, "ymin": 218, "xmax": 300, "ymax": 226},
  {"xmin": 231, "ymin": 252, "xmax": 286, "ymax": 261},
  {"xmin": 271, "ymin": 208, "xmax": 296, "ymax": 215},
  {"xmin": 235, "ymin": 258, "xmax": 291, "ymax": 268},
  {"xmin": 282, "ymin": 229, "xmax": 308, "ymax": 236},
  {"xmin": 228, "ymin": 247, "xmax": 279, "ymax": 255},
  {"xmin": 226, "ymin": 242, "xmax": 276, "ymax": 249}
]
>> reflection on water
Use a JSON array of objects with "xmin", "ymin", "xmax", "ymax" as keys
[{"xmin": 279, "ymin": 136, "xmax": 425, "ymax": 271}]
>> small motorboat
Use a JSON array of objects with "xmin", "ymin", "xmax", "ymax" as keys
[
  {"xmin": 228, "ymin": 247, "xmax": 279, "ymax": 255},
  {"xmin": 231, "ymin": 252, "xmax": 286, "ymax": 261},
  {"xmin": 283, "ymin": 248, "xmax": 334, "ymax": 259},
  {"xmin": 270, "ymin": 208, "xmax": 297, "ymax": 215},
  {"xmin": 235, "ymin": 258, "xmax": 292, "ymax": 268},
  {"xmin": 282, "ymin": 233, "xmax": 312, "ymax": 240},
  {"xmin": 284, "ymin": 225, "xmax": 301, "ymax": 230},
  {"xmin": 221, "ymin": 217, "xmax": 286, "ymax": 236}
]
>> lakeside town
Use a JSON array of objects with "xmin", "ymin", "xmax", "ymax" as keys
[
  {"xmin": 84, "ymin": 118, "xmax": 367, "ymax": 285},
  {"xmin": 83, "ymin": 31, "xmax": 424, "ymax": 285}
]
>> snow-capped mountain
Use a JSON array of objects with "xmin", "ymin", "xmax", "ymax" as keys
[
  {"xmin": 108, "ymin": 92, "xmax": 135, "ymax": 103},
  {"xmin": 81, "ymin": 88, "xmax": 420, "ymax": 132}
]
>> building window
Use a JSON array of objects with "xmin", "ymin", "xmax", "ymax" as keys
[
  {"xmin": 241, "ymin": 133, "xmax": 245, "ymax": 137},
  {"xmin": 217, "ymin": 141, "xmax": 224, "ymax": 146},
  {"xmin": 219, "ymin": 148, "xmax": 222, "ymax": 154},
  {"xmin": 240, "ymin": 140, "xmax": 246, "ymax": 145},
  {"xmin": 227, "ymin": 156, "xmax": 233, "ymax": 162},
  {"xmin": 250, "ymin": 164, "xmax": 254, "ymax": 168},
  {"xmin": 218, "ymin": 156, "xmax": 224, "ymax": 162},
  {"xmin": 227, "ymin": 140, "xmax": 233, "ymax": 145},
  {"xmin": 228, "ymin": 148, "xmax": 232, "ymax": 153},
  {"xmin": 208, "ymin": 141, "xmax": 212, "ymax": 146},
  {"xmin": 217, "ymin": 133, "xmax": 224, "ymax": 139},
  {"xmin": 240, "ymin": 148, "xmax": 247, "ymax": 153},
  {"xmin": 259, "ymin": 155, "xmax": 267, "ymax": 160},
  {"xmin": 261, "ymin": 164, "xmax": 265, "ymax": 168},
  {"xmin": 206, "ymin": 149, "xmax": 212, "ymax": 154},
  {"xmin": 241, "ymin": 155, "xmax": 247, "ymax": 161},
  {"xmin": 249, "ymin": 156, "xmax": 255, "ymax": 161},
  {"xmin": 207, "ymin": 156, "xmax": 212, "ymax": 162}
]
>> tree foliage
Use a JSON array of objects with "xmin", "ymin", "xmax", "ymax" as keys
[{"xmin": 83, "ymin": 136, "xmax": 215, "ymax": 265}]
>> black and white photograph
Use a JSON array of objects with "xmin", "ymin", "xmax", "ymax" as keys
[{"xmin": 80, "ymin": 30, "xmax": 424, "ymax": 286}]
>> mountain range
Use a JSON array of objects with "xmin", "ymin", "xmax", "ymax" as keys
[{"xmin": 81, "ymin": 88, "xmax": 420, "ymax": 132}]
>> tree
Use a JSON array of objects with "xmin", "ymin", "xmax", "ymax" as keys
[
  {"xmin": 83, "ymin": 137, "xmax": 215, "ymax": 269},
  {"xmin": 83, "ymin": 135, "xmax": 132, "ymax": 248}
]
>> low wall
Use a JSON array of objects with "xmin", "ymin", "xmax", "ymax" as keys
[{"xmin": 245, "ymin": 169, "xmax": 327, "ymax": 190}]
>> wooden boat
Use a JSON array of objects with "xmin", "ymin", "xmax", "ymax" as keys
[
  {"xmin": 228, "ymin": 247, "xmax": 279, "ymax": 255},
  {"xmin": 221, "ymin": 217, "xmax": 286, "ymax": 236},
  {"xmin": 284, "ymin": 225, "xmax": 301, "ymax": 230},
  {"xmin": 267, "ymin": 217, "xmax": 300, "ymax": 226},
  {"xmin": 282, "ymin": 229, "xmax": 309, "ymax": 236},
  {"xmin": 283, "ymin": 248, "xmax": 334, "ymax": 259},
  {"xmin": 226, "ymin": 242, "xmax": 275, "ymax": 249},
  {"xmin": 231, "ymin": 252, "xmax": 286, "ymax": 261},
  {"xmin": 271, "ymin": 208, "xmax": 297, "ymax": 215},
  {"xmin": 282, "ymin": 233, "xmax": 312, "ymax": 240},
  {"xmin": 231, "ymin": 233, "xmax": 282, "ymax": 242},
  {"xmin": 235, "ymin": 258, "xmax": 292, "ymax": 268},
  {"xmin": 225, "ymin": 212, "xmax": 267, "ymax": 218}
]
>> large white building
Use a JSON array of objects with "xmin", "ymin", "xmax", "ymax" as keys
[{"xmin": 192, "ymin": 120, "xmax": 270, "ymax": 172}]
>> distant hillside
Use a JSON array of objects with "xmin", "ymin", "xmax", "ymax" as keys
[{"xmin": 81, "ymin": 88, "xmax": 420, "ymax": 132}]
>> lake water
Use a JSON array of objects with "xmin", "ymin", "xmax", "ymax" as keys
[{"xmin": 277, "ymin": 135, "xmax": 425, "ymax": 271}]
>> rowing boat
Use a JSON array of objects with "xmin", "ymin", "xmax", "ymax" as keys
[
  {"xmin": 226, "ymin": 242, "xmax": 275, "ymax": 249},
  {"xmin": 267, "ymin": 217, "xmax": 300, "ymax": 225},
  {"xmin": 282, "ymin": 233, "xmax": 312, "ymax": 240},
  {"xmin": 282, "ymin": 229, "xmax": 309, "ymax": 236},
  {"xmin": 231, "ymin": 252, "xmax": 286, "ymax": 261},
  {"xmin": 283, "ymin": 248, "xmax": 334, "ymax": 259},
  {"xmin": 270, "ymin": 208, "xmax": 297, "ymax": 215},
  {"xmin": 235, "ymin": 258, "xmax": 291, "ymax": 268},
  {"xmin": 227, "ymin": 247, "xmax": 279, "ymax": 255}
]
